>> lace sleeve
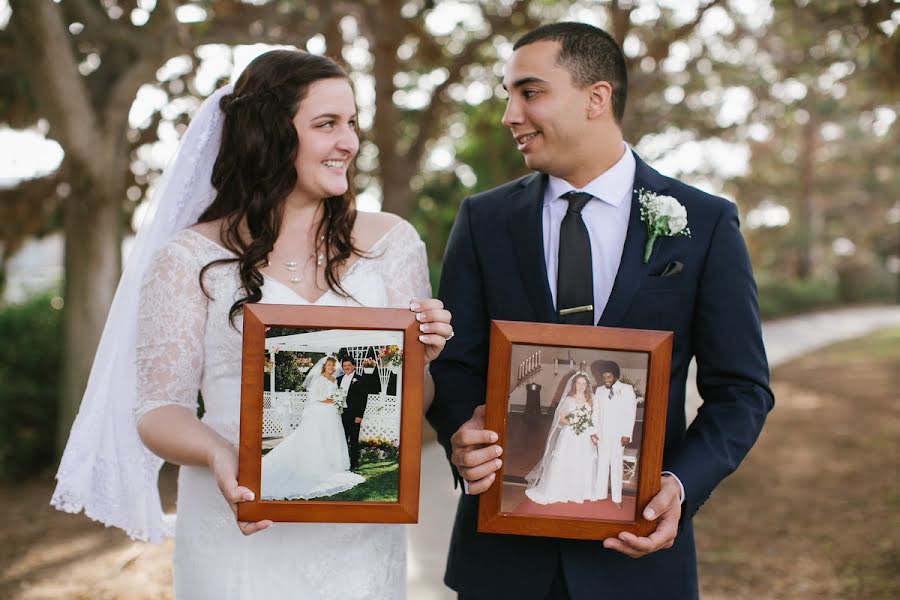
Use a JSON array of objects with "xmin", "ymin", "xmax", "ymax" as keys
[
  {"xmin": 380, "ymin": 220, "xmax": 432, "ymax": 307},
  {"xmin": 134, "ymin": 238, "xmax": 207, "ymax": 422},
  {"xmin": 307, "ymin": 376, "xmax": 328, "ymax": 403}
]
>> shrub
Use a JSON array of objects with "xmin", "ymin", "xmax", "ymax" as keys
[
  {"xmin": 0, "ymin": 293, "xmax": 62, "ymax": 481},
  {"xmin": 836, "ymin": 263, "xmax": 897, "ymax": 304},
  {"xmin": 756, "ymin": 278, "xmax": 840, "ymax": 319}
]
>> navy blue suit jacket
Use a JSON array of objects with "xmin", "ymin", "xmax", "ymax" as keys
[{"xmin": 426, "ymin": 153, "xmax": 774, "ymax": 599}]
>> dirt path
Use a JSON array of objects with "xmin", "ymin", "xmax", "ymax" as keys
[
  {"xmin": 696, "ymin": 326, "xmax": 900, "ymax": 599},
  {"xmin": 2, "ymin": 327, "xmax": 898, "ymax": 599},
  {"xmin": 0, "ymin": 465, "xmax": 176, "ymax": 599}
]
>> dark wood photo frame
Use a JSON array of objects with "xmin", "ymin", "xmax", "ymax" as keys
[
  {"xmin": 238, "ymin": 304, "xmax": 424, "ymax": 523},
  {"xmin": 478, "ymin": 321, "xmax": 672, "ymax": 540}
]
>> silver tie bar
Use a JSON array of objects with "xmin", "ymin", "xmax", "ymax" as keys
[{"xmin": 559, "ymin": 304, "xmax": 594, "ymax": 316}]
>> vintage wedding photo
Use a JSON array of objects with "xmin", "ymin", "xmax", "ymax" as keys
[
  {"xmin": 501, "ymin": 343, "xmax": 649, "ymax": 522},
  {"xmin": 259, "ymin": 326, "xmax": 404, "ymax": 503}
]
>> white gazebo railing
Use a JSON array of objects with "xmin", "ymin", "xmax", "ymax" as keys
[
  {"xmin": 262, "ymin": 391, "xmax": 400, "ymax": 442},
  {"xmin": 358, "ymin": 393, "xmax": 401, "ymax": 443}
]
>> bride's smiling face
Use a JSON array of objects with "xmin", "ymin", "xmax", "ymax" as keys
[
  {"xmin": 574, "ymin": 376, "xmax": 588, "ymax": 396},
  {"xmin": 323, "ymin": 359, "xmax": 336, "ymax": 376},
  {"xmin": 291, "ymin": 78, "xmax": 359, "ymax": 200}
]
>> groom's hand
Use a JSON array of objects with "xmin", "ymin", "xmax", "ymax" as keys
[
  {"xmin": 603, "ymin": 475, "xmax": 681, "ymax": 557},
  {"xmin": 450, "ymin": 405, "xmax": 502, "ymax": 495}
]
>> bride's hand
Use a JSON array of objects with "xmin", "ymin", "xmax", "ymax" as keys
[
  {"xmin": 409, "ymin": 298, "xmax": 453, "ymax": 364},
  {"xmin": 207, "ymin": 442, "xmax": 273, "ymax": 536}
]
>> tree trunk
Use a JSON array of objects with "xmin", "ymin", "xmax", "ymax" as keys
[
  {"xmin": 57, "ymin": 167, "xmax": 122, "ymax": 454},
  {"xmin": 796, "ymin": 113, "xmax": 822, "ymax": 279},
  {"xmin": 368, "ymin": 0, "xmax": 416, "ymax": 217},
  {"xmin": 0, "ymin": 250, "xmax": 7, "ymax": 300},
  {"xmin": 380, "ymin": 163, "xmax": 416, "ymax": 217}
]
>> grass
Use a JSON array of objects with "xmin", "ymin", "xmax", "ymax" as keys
[
  {"xmin": 316, "ymin": 455, "xmax": 399, "ymax": 502},
  {"xmin": 818, "ymin": 325, "xmax": 900, "ymax": 361},
  {"xmin": 695, "ymin": 324, "xmax": 900, "ymax": 599},
  {"xmin": 260, "ymin": 446, "xmax": 400, "ymax": 502}
]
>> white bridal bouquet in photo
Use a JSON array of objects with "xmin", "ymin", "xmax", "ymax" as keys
[
  {"xmin": 330, "ymin": 387, "xmax": 348, "ymax": 414},
  {"xmin": 567, "ymin": 404, "xmax": 593, "ymax": 436}
]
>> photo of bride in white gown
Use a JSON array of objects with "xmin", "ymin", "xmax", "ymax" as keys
[
  {"xmin": 261, "ymin": 356, "xmax": 364, "ymax": 500},
  {"xmin": 525, "ymin": 372, "xmax": 599, "ymax": 504}
]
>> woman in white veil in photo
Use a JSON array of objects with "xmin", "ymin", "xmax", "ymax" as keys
[
  {"xmin": 261, "ymin": 356, "xmax": 364, "ymax": 500},
  {"xmin": 525, "ymin": 371, "xmax": 599, "ymax": 505}
]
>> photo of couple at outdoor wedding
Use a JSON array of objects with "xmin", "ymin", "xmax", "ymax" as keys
[
  {"xmin": 259, "ymin": 326, "xmax": 405, "ymax": 503},
  {"xmin": 500, "ymin": 346, "xmax": 648, "ymax": 522}
]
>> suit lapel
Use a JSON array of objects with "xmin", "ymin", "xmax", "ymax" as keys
[
  {"xmin": 507, "ymin": 173, "xmax": 557, "ymax": 323},
  {"xmin": 597, "ymin": 153, "xmax": 670, "ymax": 326}
]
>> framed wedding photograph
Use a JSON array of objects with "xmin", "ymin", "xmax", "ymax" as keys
[
  {"xmin": 477, "ymin": 321, "xmax": 672, "ymax": 540},
  {"xmin": 237, "ymin": 304, "xmax": 424, "ymax": 523}
]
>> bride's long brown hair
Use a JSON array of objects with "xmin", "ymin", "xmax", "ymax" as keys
[{"xmin": 197, "ymin": 50, "xmax": 363, "ymax": 324}]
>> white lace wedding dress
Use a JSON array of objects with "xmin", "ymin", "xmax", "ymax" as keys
[
  {"xmin": 261, "ymin": 374, "xmax": 364, "ymax": 500},
  {"xmin": 525, "ymin": 396, "xmax": 600, "ymax": 505},
  {"xmin": 135, "ymin": 220, "xmax": 429, "ymax": 599}
]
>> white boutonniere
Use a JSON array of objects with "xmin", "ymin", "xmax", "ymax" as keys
[{"xmin": 638, "ymin": 189, "xmax": 691, "ymax": 264}]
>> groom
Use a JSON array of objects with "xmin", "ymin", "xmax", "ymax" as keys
[
  {"xmin": 427, "ymin": 22, "xmax": 773, "ymax": 599},
  {"xmin": 336, "ymin": 357, "xmax": 373, "ymax": 471},
  {"xmin": 590, "ymin": 362, "xmax": 637, "ymax": 508}
]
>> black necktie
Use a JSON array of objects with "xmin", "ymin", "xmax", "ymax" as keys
[{"xmin": 557, "ymin": 191, "xmax": 594, "ymax": 325}]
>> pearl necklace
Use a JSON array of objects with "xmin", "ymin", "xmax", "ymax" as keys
[{"xmin": 278, "ymin": 235, "xmax": 325, "ymax": 285}]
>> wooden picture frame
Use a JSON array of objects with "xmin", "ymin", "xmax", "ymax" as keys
[
  {"xmin": 477, "ymin": 321, "xmax": 672, "ymax": 540},
  {"xmin": 237, "ymin": 304, "xmax": 424, "ymax": 523}
]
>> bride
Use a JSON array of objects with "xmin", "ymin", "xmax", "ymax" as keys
[
  {"xmin": 525, "ymin": 372, "xmax": 599, "ymax": 505},
  {"xmin": 51, "ymin": 50, "xmax": 453, "ymax": 599},
  {"xmin": 261, "ymin": 356, "xmax": 364, "ymax": 500}
]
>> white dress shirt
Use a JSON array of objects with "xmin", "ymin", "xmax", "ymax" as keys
[
  {"xmin": 340, "ymin": 370, "xmax": 355, "ymax": 391},
  {"xmin": 542, "ymin": 143, "xmax": 635, "ymax": 321}
]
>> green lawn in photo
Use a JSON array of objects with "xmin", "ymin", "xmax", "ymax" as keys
[
  {"xmin": 319, "ymin": 454, "xmax": 399, "ymax": 502},
  {"xmin": 260, "ymin": 442, "xmax": 399, "ymax": 502}
]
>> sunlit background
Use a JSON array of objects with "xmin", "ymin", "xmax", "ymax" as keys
[{"xmin": 1, "ymin": 1, "xmax": 897, "ymax": 599}]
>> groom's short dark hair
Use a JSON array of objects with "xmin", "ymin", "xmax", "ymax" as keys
[
  {"xmin": 513, "ymin": 22, "xmax": 628, "ymax": 124},
  {"xmin": 341, "ymin": 356, "xmax": 356, "ymax": 366}
]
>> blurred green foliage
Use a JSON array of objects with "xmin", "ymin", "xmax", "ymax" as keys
[
  {"xmin": 756, "ymin": 264, "xmax": 897, "ymax": 320},
  {"xmin": 0, "ymin": 293, "xmax": 61, "ymax": 480},
  {"xmin": 756, "ymin": 277, "xmax": 840, "ymax": 319},
  {"xmin": 412, "ymin": 98, "xmax": 528, "ymax": 292}
]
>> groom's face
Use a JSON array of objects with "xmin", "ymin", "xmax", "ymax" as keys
[
  {"xmin": 602, "ymin": 372, "xmax": 616, "ymax": 388},
  {"xmin": 501, "ymin": 41, "xmax": 592, "ymax": 182},
  {"xmin": 342, "ymin": 361, "xmax": 355, "ymax": 376}
]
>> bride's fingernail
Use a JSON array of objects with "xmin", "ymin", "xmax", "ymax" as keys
[
  {"xmin": 243, "ymin": 491, "xmax": 255, "ymax": 501},
  {"xmin": 418, "ymin": 335, "xmax": 427, "ymax": 342},
  {"xmin": 409, "ymin": 302, "xmax": 421, "ymax": 311}
]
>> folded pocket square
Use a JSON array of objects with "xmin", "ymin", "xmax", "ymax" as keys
[{"xmin": 659, "ymin": 260, "xmax": 684, "ymax": 277}]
